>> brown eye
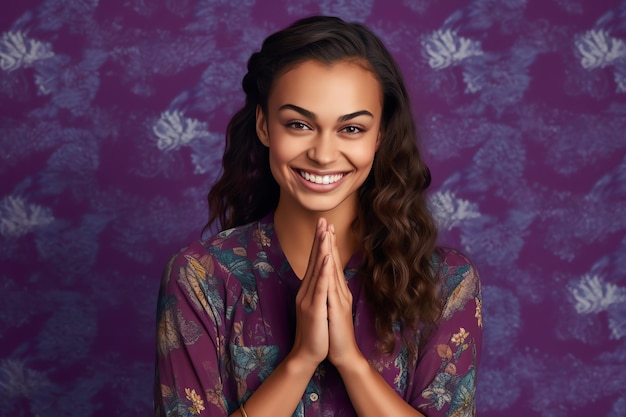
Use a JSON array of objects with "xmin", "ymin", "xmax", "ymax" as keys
[
  {"xmin": 287, "ymin": 121, "xmax": 311, "ymax": 130},
  {"xmin": 341, "ymin": 125, "xmax": 363, "ymax": 134}
]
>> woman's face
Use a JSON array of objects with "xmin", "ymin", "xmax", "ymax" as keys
[{"xmin": 256, "ymin": 59, "xmax": 382, "ymax": 219}]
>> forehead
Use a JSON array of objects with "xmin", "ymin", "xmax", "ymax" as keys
[{"xmin": 268, "ymin": 59, "xmax": 382, "ymax": 116}]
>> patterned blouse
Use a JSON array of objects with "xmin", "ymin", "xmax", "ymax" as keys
[{"xmin": 154, "ymin": 213, "xmax": 482, "ymax": 417}]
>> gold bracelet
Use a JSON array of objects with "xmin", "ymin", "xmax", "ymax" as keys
[{"xmin": 239, "ymin": 403, "xmax": 249, "ymax": 417}]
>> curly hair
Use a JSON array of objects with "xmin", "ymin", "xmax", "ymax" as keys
[{"xmin": 206, "ymin": 16, "xmax": 440, "ymax": 356}]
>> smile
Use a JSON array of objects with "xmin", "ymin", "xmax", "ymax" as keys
[{"xmin": 298, "ymin": 170, "xmax": 345, "ymax": 185}]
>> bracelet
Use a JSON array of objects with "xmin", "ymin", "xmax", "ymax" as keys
[{"xmin": 239, "ymin": 403, "xmax": 249, "ymax": 417}]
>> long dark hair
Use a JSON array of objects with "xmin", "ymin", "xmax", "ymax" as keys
[{"xmin": 206, "ymin": 16, "xmax": 440, "ymax": 356}]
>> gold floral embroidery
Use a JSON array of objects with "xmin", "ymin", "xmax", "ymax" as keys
[
  {"xmin": 185, "ymin": 388, "xmax": 206, "ymax": 415},
  {"xmin": 451, "ymin": 327, "xmax": 469, "ymax": 347},
  {"xmin": 475, "ymin": 297, "xmax": 482, "ymax": 328},
  {"xmin": 254, "ymin": 229, "xmax": 271, "ymax": 247}
]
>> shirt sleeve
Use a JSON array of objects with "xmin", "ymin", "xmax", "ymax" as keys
[
  {"xmin": 410, "ymin": 249, "xmax": 483, "ymax": 417},
  {"xmin": 154, "ymin": 243, "xmax": 230, "ymax": 417}
]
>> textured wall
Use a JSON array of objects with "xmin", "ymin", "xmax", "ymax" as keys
[{"xmin": 1, "ymin": 1, "xmax": 625, "ymax": 416}]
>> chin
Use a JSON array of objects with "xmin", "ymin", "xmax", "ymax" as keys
[{"xmin": 297, "ymin": 197, "xmax": 356, "ymax": 216}]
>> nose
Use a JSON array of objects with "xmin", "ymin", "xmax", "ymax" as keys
[{"xmin": 307, "ymin": 131, "xmax": 338, "ymax": 165}]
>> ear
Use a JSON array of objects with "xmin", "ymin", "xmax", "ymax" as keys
[{"xmin": 256, "ymin": 105, "xmax": 270, "ymax": 147}]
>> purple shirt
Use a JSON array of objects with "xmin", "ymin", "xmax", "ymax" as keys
[{"xmin": 155, "ymin": 213, "xmax": 482, "ymax": 416}]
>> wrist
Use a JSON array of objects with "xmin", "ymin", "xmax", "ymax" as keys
[
  {"xmin": 283, "ymin": 351, "xmax": 321, "ymax": 377},
  {"xmin": 333, "ymin": 351, "xmax": 369, "ymax": 377}
]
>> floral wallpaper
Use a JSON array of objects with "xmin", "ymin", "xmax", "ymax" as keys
[{"xmin": 1, "ymin": 1, "xmax": 625, "ymax": 416}]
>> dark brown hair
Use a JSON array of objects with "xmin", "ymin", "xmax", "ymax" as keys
[{"xmin": 206, "ymin": 16, "xmax": 440, "ymax": 356}]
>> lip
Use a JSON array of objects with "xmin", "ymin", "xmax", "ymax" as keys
[{"xmin": 294, "ymin": 168, "xmax": 348, "ymax": 191}]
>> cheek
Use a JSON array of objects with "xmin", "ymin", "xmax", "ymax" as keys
[
  {"xmin": 350, "ymin": 145, "xmax": 378, "ymax": 169},
  {"xmin": 267, "ymin": 144, "xmax": 295, "ymax": 180},
  {"xmin": 269, "ymin": 143, "xmax": 291, "ymax": 165}
]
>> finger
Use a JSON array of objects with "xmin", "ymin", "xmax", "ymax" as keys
[
  {"xmin": 299, "ymin": 218, "xmax": 326, "ymax": 296},
  {"xmin": 311, "ymin": 230, "xmax": 332, "ymax": 304},
  {"xmin": 311, "ymin": 252, "xmax": 331, "ymax": 310},
  {"xmin": 328, "ymin": 224, "xmax": 348, "ymax": 298},
  {"xmin": 326, "ymin": 244, "xmax": 339, "ymax": 310},
  {"xmin": 326, "ymin": 228, "xmax": 348, "ymax": 316},
  {"xmin": 303, "ymin": 229, "xmax": 332, "ymax": 308},
  {"xmin": 305, "ymin": 218, "xmax": 326, "ymax": 276}
]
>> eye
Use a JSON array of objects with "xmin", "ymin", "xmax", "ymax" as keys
[
  {"xmin": 287, "ymin": 121, "xmax": 311, "ymax": 130},
  {"xmin": 340, "ymin": 125, "xmax": 364, "ymax": 134}
]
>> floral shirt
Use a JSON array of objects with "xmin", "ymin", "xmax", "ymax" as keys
[{"xmin": 154, "ymin": 213, "xmax": 482, "ymax": 417}]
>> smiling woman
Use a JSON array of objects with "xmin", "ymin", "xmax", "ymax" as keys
[
  {"xmin": 256, "ymin": 59, "xmax": 382, "ymax": 265},
  {"xmin": 154, "ymin": 15, "xmax": 482, "ymax": 417}
]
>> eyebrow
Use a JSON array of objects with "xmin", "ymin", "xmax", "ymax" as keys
[{"xmin": 278, "ymin": 104, "xmax": 374, "ymax": 122}]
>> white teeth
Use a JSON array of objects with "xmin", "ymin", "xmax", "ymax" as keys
[{"xmin": 300, "ymin": 170, "xmax": 343, "ymax": 184}]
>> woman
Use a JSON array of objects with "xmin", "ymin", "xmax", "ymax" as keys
[{"xmin": 155, "ymin": 15, "xmax": 482, "ymax": 417}]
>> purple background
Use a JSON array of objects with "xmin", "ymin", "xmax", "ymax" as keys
[{"xmin": 1, "ymin": 1, "xmax": 625, "ymax": 416}]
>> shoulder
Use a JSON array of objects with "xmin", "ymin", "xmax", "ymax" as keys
[
  {"xmin": 162, "ymin": 221, "xmax": 254, "ymax": 272},
  {"xmin": 162, "ymin": 218, "xmax": 274, "ymax": 286},
  {"xmin": 173, "ymin": 220, "xmax": 271, "ymax": 262},
  {"xmin": 432, "ymin": 247, "xmax": 475, "ymax": 271},
  {"xmin": 432, "ymin": 247, "xmax": 479, "ymax": 285},
  {"xmin": 432, "ymin": 247, "xmax": 481, "ymax": 318}
]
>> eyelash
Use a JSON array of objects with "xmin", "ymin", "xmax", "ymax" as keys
[
  {"xmin": 286, "ymin": 122, "xmax": 364, "ymax": 134},
  {"xmin": 341, "ymin": 125, "xmax": 363, "ymax": 134},
  {"xmin": 287, "ymin": 121, "xmax": 311, "ymax": 130}
]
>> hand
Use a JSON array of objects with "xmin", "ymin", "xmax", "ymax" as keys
[
  {"xmin": 290, "ymin": 218, "xmax": 331, "ymax": 366},
  {"xmin": 326, "ymin": 224, "xmax": 361, "ymax": 369}
]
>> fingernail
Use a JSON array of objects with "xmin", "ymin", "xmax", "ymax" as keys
[
  {"xmin": 317, "ymin": 218, "xmax": 323, "ymax": 229},
  {"xmin": 330, "ymin": 224, "xmax": 335, "ymax": 234}
]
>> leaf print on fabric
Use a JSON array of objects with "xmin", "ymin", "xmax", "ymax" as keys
[
  {"xmin": 437, "ymin": 344, "xmax": 453, "ymax": 361},
  {"xmin": 153, "ymin": 110, "xmax": 210, "ymax": 152},
  {"xmin": 37, "ymin": 49, "xmax": 107, "ymax": 114},
  {"xmin": 421, "ymin": 29, "xmax": 483, "ymax": 70},
  {"xmin": 253, "ymin": 251, "xmax": 274, "ymax": 278},
  {"xmin": 185, "ymin": 387, "xmax": 205, "ymax": 415},
  {"xmin": 187, "ymin": 254, "xmax": 214, "ymax": 278},
  {"xmin": 0, "ymin": 31, "xmax": 54, "ymax": 72},
  {"xmin": 443, "ymin": 264, "xmax": 479, "ymax": 320},
  {"xmin": 188, "ymin": 131, "xmax": 224, "ymax": 177},
  {"xmin": 158, "ymin": 308, "xmax": 182, "ymax": 355},
  {"xmin": 179, "ymin": 256, "xmax": 207, "ymax": 310},
  {"xmin": 575, "ymin": 30, "xmax": 626, "ymax": 70},
  {"xmin": 253, "ymin": 228, "xmax": 271, "ymax": 248},
  {"xmin": 423, "ymin": 326, "xmax": 477, "ymax": 414},
  {"xmin": 422, "ymin": 372, "xmax": 453, "ymax": 410},
  {"xmin": 475, "ymin": 298, "xmax": 483, "ymax": 328},
  {"xmin": 230, "ymin": 345, "xmax": 280, "ymax": 399},
  {"xmin": 0, "ymin": 195, "xmax": 54, "ymax": 238},
  {"xmin": 460, "ymin": 47, "xmax": 534, "ymax": 113},
  {"xmin": 210, "ymin": 246, "xmax": 256, "ymax": 290},
  {"xmin": 160, "ymin": 385, "xmax": 202, "ymax": 417},
  {"xmin": 158, "ymin": 308, "xmax": 202, "ymax": 355},
  {"xmin": 241, "ymin": 288, "xmax": 260, "ymax": 312},
  {"xmin": 393, "ymin": 346, "xmax": 408, "ymax": 392},
  {"xmin": 569, "ymin": 273, "xmax": 625, "ymax": 314},
  {"xmin": 178, "ymin": 255, "xmax": 224, "ymax": 327},
  {"xmin": 205, "ymin": 382, "xmax": 228, "ymax": 415},
  {"xmin": 451, "ymin": 328, "xmax": 469, "ymax": 347},
  {"xmin": 451, "ymin": 328, "xmax": 470, "ymax": 361},
  {"xmin": 448, "ymin": 369, "xmax": 476, "ymax": 417},
  {"xmin": 429, "ymin": 190, "xmax": 481, "ymax": 231}
]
